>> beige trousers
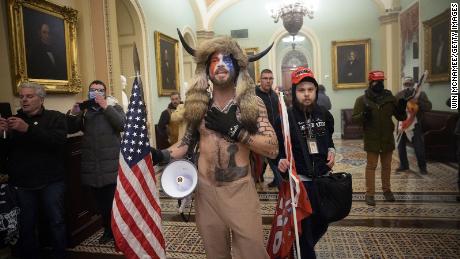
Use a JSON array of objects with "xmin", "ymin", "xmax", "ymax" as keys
[
  {"xmin": 194, "ymin": 176, "xmax": 269, "ymax": 259},
  {"xmin": 365, "ymin": 151, "xmax": 393, "ymax": 196}
]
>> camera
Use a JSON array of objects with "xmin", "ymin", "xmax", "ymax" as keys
[{"xmin": 78, "ymin": 99, "xmax": 98, "ymax": 110}]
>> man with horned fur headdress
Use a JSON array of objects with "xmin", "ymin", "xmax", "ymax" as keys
[{"xmin": 152, "ymin": 31, "xmax": 277, "ymax": 258}]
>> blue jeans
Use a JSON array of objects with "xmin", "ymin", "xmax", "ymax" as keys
[
  {"xmin": 398, "ymin": 123, "xmax": 427, "ymax": 171},
  {"xmin": 299, "ymin": 181, "xmax": 329, "ymax": 259},
  {"xmin": 15, "ymin": 181, "xmax": 66, "ymax": 259}
]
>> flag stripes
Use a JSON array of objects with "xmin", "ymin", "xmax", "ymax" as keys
[{"xmin": 112, "ymin": 75, "xmax": 166, "ymax": 259}]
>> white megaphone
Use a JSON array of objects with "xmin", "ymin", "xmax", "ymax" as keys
[{"xmin": 161, "ymin": 160, "xmax": 198, "ymax": 199}]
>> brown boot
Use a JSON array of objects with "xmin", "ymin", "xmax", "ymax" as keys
[
  {"xmin": 383, "ymin": 191, "xmax": 396, "ymax": 202},
  {"xmin": 365, "ymin": 195, "xmax": 376, "ymax": 206}
]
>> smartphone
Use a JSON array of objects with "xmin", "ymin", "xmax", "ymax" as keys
[
  {"xmin": 78, "ymin": 99, "xmax": 98, "ymax": 110},
  {"xmin": 0, "ymin": 103, "xmax": 12, "ymax": 118}
]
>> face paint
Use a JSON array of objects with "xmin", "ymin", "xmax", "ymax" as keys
[{"xmin": 208, "ymin": 52, "xmax": 235, "ymax": 85}]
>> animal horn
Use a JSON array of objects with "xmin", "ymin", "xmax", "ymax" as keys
[
  {"xmin": 248, "ymin": 42, "xmax": 274, "ymax": 62},
  {"xmin": 177, "ymin": 28, "xmax": 196, "ymax": 56}
]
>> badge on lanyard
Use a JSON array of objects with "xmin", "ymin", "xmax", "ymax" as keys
[
  {"xmin": 305, "ymin": 116, "xmax": 319, "ymax": 154},
  {"xmin": 307, "ymin": 138, "xmax": 319, "ymax": 154}
]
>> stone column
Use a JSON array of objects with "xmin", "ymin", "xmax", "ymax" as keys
[{"xmin": 379, "ymin": 12, "xmax": 400, "ymax": 94}]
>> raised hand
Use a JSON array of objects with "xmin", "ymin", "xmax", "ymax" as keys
[
  {"xmin": 7, "ymin": 117, "xmax": 29, "ymax": 133},
  {"xmin": 402, "ymin": 87, "xmax": 416, "ymax": 101},
  {"xmin": 205, "ymin": 105, "xmax": 243, "ymax": 141},
  {"xmin": 94, "ymin": 94, "xmax": 108, "ymax": 109}
]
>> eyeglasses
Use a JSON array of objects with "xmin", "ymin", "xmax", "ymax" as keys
[{"xmin": 89, "ymin": 88, "xmax": 105, "ymax": 93}]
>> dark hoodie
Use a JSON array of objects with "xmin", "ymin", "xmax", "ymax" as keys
[
  {"xmin": 256, "ymin": 86, "xmax": 279, "ymax": 126},
  {"xmin": 274, "ymin": 102, "xmax": 335, "ymax": 178}
]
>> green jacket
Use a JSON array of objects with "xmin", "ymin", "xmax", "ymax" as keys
[{"xmin": 352, "ymin": 89, "xmax": 407, "ymax": 153}]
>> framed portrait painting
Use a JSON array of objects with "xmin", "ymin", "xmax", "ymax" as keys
[
  {"xmin": 7, "ymin": 0, "xmax": 81, "ymax": 94},
  {"xmin": 155, "ymin": 31, "xmax": 180, "ymax": 96},
  {"xmin": 244, "ymin": 48, "xmax": 260, "ymax": 84},
  {"xmin": 332, "ymin": 39, "xmax": 371, "ymax": 89},
  {"xmin": 423, "ymin": 9, "xmax": 450, "ymax": 83}
]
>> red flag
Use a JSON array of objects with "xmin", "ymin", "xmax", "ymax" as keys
[
  {"xmin": 267, "ymin": 166, "xmax": 311, "ymax": 258},
  {"xmin": 267, "ymin": 93, "xmax": 312, "ymax": 258},
  {"xmin": 111, "ymin": 77, "xmax": 166, "ymax": 259}
]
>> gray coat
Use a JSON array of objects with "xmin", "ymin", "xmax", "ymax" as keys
[{"xmin": 67, "ymin": 104, "xmax": 125, "ymax": 187}]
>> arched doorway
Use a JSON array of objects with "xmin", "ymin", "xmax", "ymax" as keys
[
  {"xmin": 281, "ymin": 49, "xmax": 309, "ymax": 90},
  {"xmin": 116, "ymin": 0, "xmax": 144, "ymax": 99}
]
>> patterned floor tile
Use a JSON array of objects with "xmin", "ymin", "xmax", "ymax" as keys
[
  {"xmin": 70, "ymin": 223, "xmax": 460, "ymax": 259},
  {"xmin": 70, "ymin": 139, "xmax": 460, "ymax": 258}
]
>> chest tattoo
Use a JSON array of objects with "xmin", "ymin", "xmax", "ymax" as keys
[{"xmin": 214, "ymin": 144, "xmax": 248, "ymax": 183}]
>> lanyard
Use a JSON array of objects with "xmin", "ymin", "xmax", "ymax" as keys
[{"xmin": 303, "ymin": 113, "xmax": 313, "ymax": 139}]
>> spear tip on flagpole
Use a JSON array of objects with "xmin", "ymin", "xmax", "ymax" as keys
[{"xmin": 133, "ymin": 42, "xmax": 141, "ymax": 76}]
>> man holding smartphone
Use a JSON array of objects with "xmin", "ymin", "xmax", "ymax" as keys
[
  {"xmin": 0, "ymin": 82, "xmax": 67, "ymax": 258},
  {"xmin": 67, "ymin": 80, "xmax": 125, "ymax": 244}
]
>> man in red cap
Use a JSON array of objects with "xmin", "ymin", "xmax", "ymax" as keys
[
  {"xmin": 352, "ymin": 71, "xmax": 413, "ymax": 206},
  {"xmin": 275, "ymin": 66, "xmax": 335, "ymax": 258}
]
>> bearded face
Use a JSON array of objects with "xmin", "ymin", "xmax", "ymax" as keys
[{"xmin": 208, "ymin": 52, "xmax": 236, "ymax": 86}]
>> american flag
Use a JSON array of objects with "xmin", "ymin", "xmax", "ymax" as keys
[{"xmin": 111, "ymin": 77, "xmax": 166, "ymax": 259}]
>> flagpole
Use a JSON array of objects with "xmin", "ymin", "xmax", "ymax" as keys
[
  {"xmin": 288, "ymin": 163, "xmax": 301, "ymax": 258},
  {"xmin": 280, "ymin": 92, "xmax": 302, "ymax": 258},
  {"xmin": 395, "ymin": 70, "xmax": 428, "ymax": 147}
]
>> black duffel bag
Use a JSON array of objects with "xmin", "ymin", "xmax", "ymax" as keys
[
  {"xmin": 313, "ymin": 172, "xmax": 352, "ymax": 223},
  {"xmin": 288, "ymin": 108, "xmax": 353, "ymax": 224}
]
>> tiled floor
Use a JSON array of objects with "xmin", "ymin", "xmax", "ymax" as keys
[{"xmin": 69, "ymin": 139, "xmax": 460, "ymax": 258}]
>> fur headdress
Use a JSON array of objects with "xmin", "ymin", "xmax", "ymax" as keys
[{"xmin": 178, "ymin": 29, "xmax": 273, "ymax": 134}]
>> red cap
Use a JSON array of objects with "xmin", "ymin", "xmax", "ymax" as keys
[
  {"xmin": 368, "ymin": 70, "xmax": 385, "ymax": 81},
  {"xmin": 291, "ymin": 67, "xmax": 317, "ymax": 86}
]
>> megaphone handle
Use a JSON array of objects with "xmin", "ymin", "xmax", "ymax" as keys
[
  {"xmin": 180, "ymin": 195, "xmax": 195, "ymax": 222},
  {"xmin": 187, "ymin": 195, "xmax": 195, "ymax": 218}
]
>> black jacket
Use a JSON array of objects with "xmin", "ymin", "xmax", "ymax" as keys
[
  {"xmin": 0, "ymin": 108, "xmax": 67, "ymax": 188},
  {"xmin": 67, "ymin": 104, "xmax": 125, "ymax": 187},
  {"xmin": 275, "ymin": 104, "xmax": 335, "ymax": 177},
  {"xmin": 256, "ymin": 87, "xmax": 279, "ymax": 126}
]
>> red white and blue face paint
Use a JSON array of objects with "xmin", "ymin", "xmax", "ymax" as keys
[{"xmin": 208, "ymin": 52, "xmax": 235, "ymax": 85}]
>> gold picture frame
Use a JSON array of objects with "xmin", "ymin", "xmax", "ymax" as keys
[
  {"xmin": 423, "ymin": 9, "xmax": 450, "ymax": 83},
  {"xmin": 154, "ymin": 31, "xmax": 180, "ymax": 96},
  {"xmin": 332, "ymin": 39, "xmax": 371, "ymax": 89},
  {"xmin": 244, "ymin": 48, "xmax": 260, "ymax": 84},
  {"xmin": 7, "ymin": 0, "xmax": 81, "ymax": 94}
]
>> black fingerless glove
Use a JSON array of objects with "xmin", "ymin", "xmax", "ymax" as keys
[
  {"xmin": 362, "ymin": 106, "xmax": 372, "ymax": 122},
  {"xmin": 397, "ymin": 98, "xmax": 408, "ymax": 111},
  {"xmin": 402, "ymin": 87, "xmax": 415, "ymax": 101},
  {"xmin": 151, "ymin": 148, "xmax": 170, "ymax": 166},
  {"xmin": 205, "ymin": 105, "xmax": 243, "ymax": 141}
]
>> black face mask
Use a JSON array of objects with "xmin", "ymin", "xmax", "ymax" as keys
[{"xmin": 370, "ymin": 81, "xmax": 384, "ymax": 93}]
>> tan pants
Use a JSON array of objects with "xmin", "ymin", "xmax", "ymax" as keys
[
  {"xmin": 365, "ymin": 151, "xmax": 393, "ymax": 196},
  {"xmin": 194, "ymin": 177, "xmax": 269, "ymax": 259}
]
